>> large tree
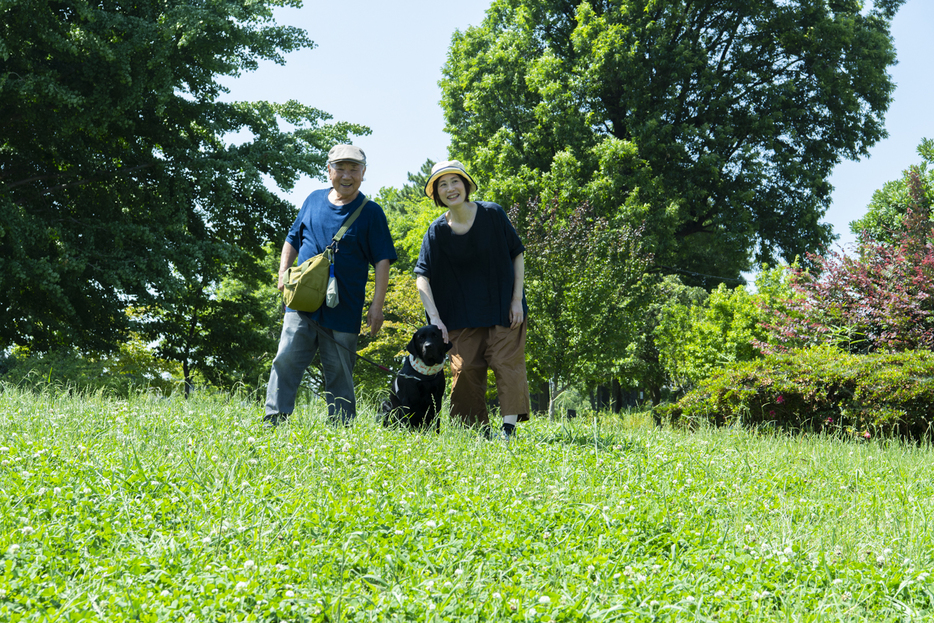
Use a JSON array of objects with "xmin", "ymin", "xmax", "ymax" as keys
[
  {"xmin": 440, "ymin": 0, "xmax": 904, "ymax": 282},
  {"xmin": 0, "ymin": 0, "xmax": 366, "ymax": 367}
]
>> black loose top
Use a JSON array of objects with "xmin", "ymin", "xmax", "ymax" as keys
[{"xmin": 415, "ymin": 201, "xmax": 528, "ymax": 331}]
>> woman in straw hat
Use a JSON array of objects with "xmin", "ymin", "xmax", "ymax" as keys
[{"xmin": 414, "ymin": 160, "xmax": 530, "ymax": 439}]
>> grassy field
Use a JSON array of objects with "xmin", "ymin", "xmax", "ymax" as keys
[{"xmin": 1, "ymin": 386, "xmax": 933, "ymax": 621}]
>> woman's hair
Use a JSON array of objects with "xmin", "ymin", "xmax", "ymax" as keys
[{"xmin": 432, "ymin": 174, "xmax": 471, "ymax": 207}]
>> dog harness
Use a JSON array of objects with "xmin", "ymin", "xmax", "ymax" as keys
[{"xmin": 408, "ymin": 354, "xmax": 446, "ymax": 376}]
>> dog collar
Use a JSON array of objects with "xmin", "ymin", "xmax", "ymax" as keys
[{"xmin": 409, "ymin": 354, "xmax": 445, "ymax": 376}]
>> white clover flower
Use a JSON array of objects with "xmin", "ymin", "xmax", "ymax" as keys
[
  {"xmin": 341, "ymin": 443, "xmax": 351, "ymax": 453},
  {"xmin": 492, "ymin": 592, "xmax": 502, "ymax": 600},
  {"xmin": 285, "ymin": 590, "xmax": 295, "ymax": 598},
  {"xmin": 426, "ymin": 520, "xmax": 437, "ymax": 529},
  {"xmin": 366, "ymin": 489, "xmax": 375, "ymax": 496},
  {"xmin": 394, "ymin": 530, "xmax": 403, "ymax": 536},
  {"xmin": 20, "ymin": 526, "xmax": 34, "ymax": 535},
  {"xmin": 784, "ymin": 547, "xmax": 794, "ymax": 557},
  {"xmin": 53, "ymin": 487, "xmax": 61, "ymax": 496},
  {"xmin": 454, "ymin": 569, "xmax": 463, "ymax": 576},
  {"xmin": 918, "ymin": 572, "xmax": 931, "ymax": 582},
  {"xmin": 7, "ymin": 544, "xmax": 20, "ymax": 555},
  {"xmin": 744, "ymin": 524, "xmax": 753, "ymax": 533},
  {"xmin": 292, "ymin": 541, "xmax": 300, "ymax": 547},
  {"xmin": 160, "ymin": 590, "xmax": 170, "ymax": 597},
  {"xmin": 235, "ymin": 581, "xmax": 248, "ymax": 591},
  {"xmin": 443, "ymin": 581, "xmax": 453, "ymax": 588},
  {"xmin": 244, "ymin": 560, "xmax": 256, "ymax": 571},
  {"xmin": 538, "ymin": 595, "xmax": 551, "ymax": 605},
  {"xmin": 0, "ymin": 446, "xmax": 9, "ymax": 453},
  {"xmin": 202, "ymin": 536, "xmax": 211, "ymax": 545},
  {"xmin": 714, "ymin": 590, "xmax": 725, "ymax": 598}
]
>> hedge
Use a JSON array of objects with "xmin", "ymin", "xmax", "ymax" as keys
[{"xmin": 653, "ymin": 345, "xmax": 934, "ymax": 440}]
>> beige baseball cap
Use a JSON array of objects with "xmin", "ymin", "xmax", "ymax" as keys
[
  {"xmin": 328, "ymin": 144, "xmax": 367, "ymax": 165},
  {"xmin": 424, "ymin": 160, "xmax": 479, "ymax": 199}
]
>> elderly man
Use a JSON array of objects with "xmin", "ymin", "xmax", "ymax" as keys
[{"xmin": 264, "ymin": 145, "xmax": 396, "ymax": 427}]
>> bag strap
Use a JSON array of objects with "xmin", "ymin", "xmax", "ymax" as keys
[{"xmin": 331, "ymin": 195, "xmax": 369, "ymax": 244}]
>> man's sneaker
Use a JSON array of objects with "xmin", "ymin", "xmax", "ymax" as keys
[{"xmin": 263, "ymin": 413, "xmax": 289, "ymax": 428}]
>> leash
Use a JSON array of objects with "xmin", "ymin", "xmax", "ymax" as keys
[{"xmin": 302, "ymin": 315, "xmax": 398, "ymax": 376}]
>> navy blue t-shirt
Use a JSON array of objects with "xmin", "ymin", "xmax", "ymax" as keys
[
  {"xmin": 285, "ymin": 190, "xmax": 396, "ymax": 333},
  {"xmin": 415, "ymin": 201, "xmax": 527, "ymax": 331}
]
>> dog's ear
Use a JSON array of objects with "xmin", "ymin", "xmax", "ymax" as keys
[{"xmin": 406, "ymin": 333, "xmax": 419, "ymax": 356}]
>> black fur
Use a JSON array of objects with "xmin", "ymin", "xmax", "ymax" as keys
[{"xmin": 380, "ymin": 325, "xmax": 452, "ymax": 432}]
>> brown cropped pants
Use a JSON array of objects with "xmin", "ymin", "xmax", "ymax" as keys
[{"xmin": 447, "ymin": 321, "xmax": 531, "ymax": 427}]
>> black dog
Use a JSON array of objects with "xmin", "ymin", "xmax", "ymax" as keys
[{"xmin": 381, "ymin": 325, "xmax": 452, "ymax": 432}]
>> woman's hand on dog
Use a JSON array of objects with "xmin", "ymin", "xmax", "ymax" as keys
[{"xmin": 430, "ymin": 319, "xmax": 449, "ymax": 343}]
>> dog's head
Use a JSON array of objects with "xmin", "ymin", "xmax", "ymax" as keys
[{"xmin": 407, "ymin": 325, "xmax": 452, "ymax": 366}]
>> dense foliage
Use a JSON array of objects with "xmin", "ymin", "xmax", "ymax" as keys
[
  {"xmin": 655, "ymin": 345, "xmax": 934, "ymax": 441},
  {"xmin": 510, "ymin": 198, "xmax": 653, "ymax": 413},
  {"xmin": 1, "ymin": 337, "xmax": 179, "ymax": 397},
  {"xmin": 440, "ymin": 0, "xmax": 904, "ymax": 282},
  {"xmin": 0, "ymin": 0, "xmax": 366, "ymax": 389}
]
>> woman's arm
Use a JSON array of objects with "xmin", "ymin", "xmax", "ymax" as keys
[
  {"xmin": 416, "ymin": 274, "xmax": 449, "ymax": 342},
  {"xmin": 510, "ymin": 252, "xmax": 525, "ymax": 329}
]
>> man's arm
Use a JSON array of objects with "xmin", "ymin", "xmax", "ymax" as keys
[
  {"xmin": 366, "ymin": 259, "xmax": 391, "ymax": 336},
  {"xmin": 276, "ymin": 242, "xmax": 299, "ymax": 292}
]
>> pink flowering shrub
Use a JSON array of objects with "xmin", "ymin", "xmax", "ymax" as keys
[{"xmin": 758, "ymin": 168, "xmax": 934, "ymax": 354}]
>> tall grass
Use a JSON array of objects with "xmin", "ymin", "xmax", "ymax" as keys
[{"xmin": 1, "ymin": 384, "xmax": 933, "ymax": 621}]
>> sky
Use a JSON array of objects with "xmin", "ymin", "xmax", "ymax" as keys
[{"xmin": 221, "ymin": 0, "xmax": 934, "ymax": 253}]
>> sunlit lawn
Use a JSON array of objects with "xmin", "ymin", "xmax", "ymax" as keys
[{"xmin": 1, "ymin": 385, "xmax": 933, "ymax": 621}]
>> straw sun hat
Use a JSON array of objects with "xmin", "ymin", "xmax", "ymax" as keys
[{"xmin": 424, "ymin": 160, "xmax": 479, "ymax": 200}]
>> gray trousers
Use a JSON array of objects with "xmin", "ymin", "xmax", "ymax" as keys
[{"xmin": 265, "ymin": 311, "xmax": 358, "ymax": 423}]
